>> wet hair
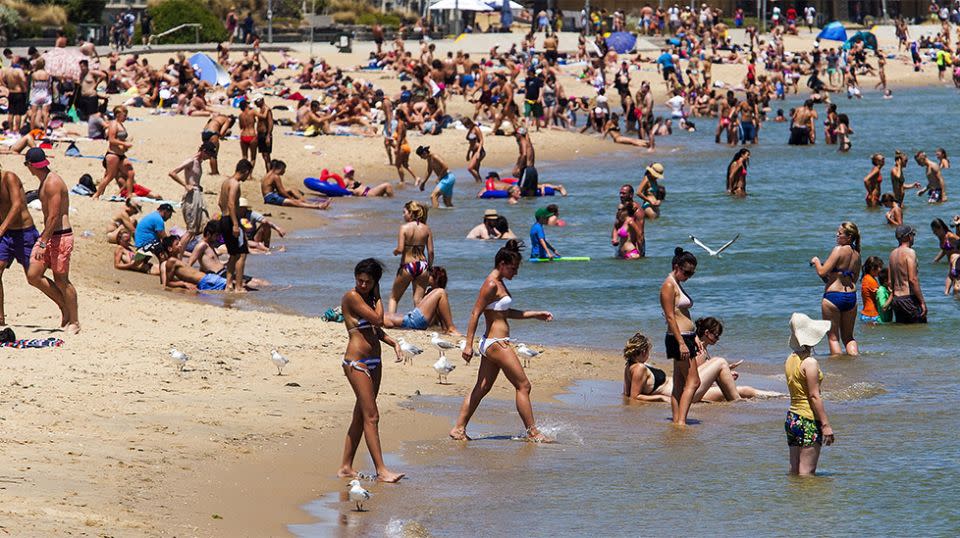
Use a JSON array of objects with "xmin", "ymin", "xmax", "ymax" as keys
[
  {"xmin": 837, "ymin": 114, "xmax": 850, "ymax": 126},
  {"xmin": 840, "ymin": 221, "xmax": 861, "ymax": 252},
  {"xmin": 404, "ymin": 200, "xmax": 427, "ymax": 223},
  {"xmin": 428, "ymin": 266, "xmax": 448, "ymax": 289},
  {"xmin": 620, "ymin": 184, "xmax": 634, "ymax": 196},
  {"xmin": 672, "ymin": 247, "xmax": 697, "ymax": 269},
  {"xmin": 727, "ymin": 148, "xmax": 750, "ymax": 178},
  {"xmin": 623, "ymin": 332, "xmax": 651, "ymax": 364},
  {"xmin": 863, "ymin": 256, "xmax": 884, "ymax": 280},
  {"xmin": 871, "ymin": 153, "xmax": 884, "ymax": 166},
  {"xmin": 492, "ymin": 216, "xmax": 511, "ymax": 235},
  {"xmin": 354, "ymin": 258, "xmax": 384, "ymax": 283},
  {"xmin": 495, "ymin": 239, "xmax": 524, "ymax": 267},
  {"xmin": 895, "ymin": 149, "xmax": 907, "ymax": 162},
  {"xmin": 880, "ymin": 193, "xmax": 896, "ymax": 205},
  {"xmin": 914, "ymin": 150, "xmax": 926, "ymax": 161},
  {"xmin": 877, "ymin": 269, "xmax": 890, "ymax": 287},
  {"xmin": 694, "ymin": 317, "xmax": 723, "ymax": 339},
  {"xmin": 203, "ymin": 220, "xmax": 220, "ymax": 236},
  {"xmin": 270, "ymin": 159, "xmax": 286, "ymax": 172},
  {"xmin": 235, "ymin": 159, "xmax": 254, "ymax": 174},
  {"xmin": 936, "ymin": 147, "xmax": 948, "ymax": 159},
  {"xmin": 931, "ymin": 218, "xmax": 949, "ymax": 234},
  {"xmin": 546, "ymin": 204, "xmax": 559, "ymax": 216}
]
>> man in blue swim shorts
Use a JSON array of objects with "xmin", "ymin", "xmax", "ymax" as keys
[
  {"xmin": 415, "ymin": 145, "xmax": 455, "ymax": 208},
  {"xmin": 261, "ymin": 160, "xmax": 329, "ymax": 209}
]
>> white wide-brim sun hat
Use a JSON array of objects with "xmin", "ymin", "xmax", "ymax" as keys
[{"xmin": 788, "ymin": 312, "xmax": 832, "ymax": 352}]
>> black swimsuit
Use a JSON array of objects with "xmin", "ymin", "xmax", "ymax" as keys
[{"xmin": 646, "ymin": 365, "xmax": 667, "ymax": 392}]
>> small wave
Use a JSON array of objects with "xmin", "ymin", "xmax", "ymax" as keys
[
  {"xmin": 825, "ymin": 382, "xmax": 887, "ymax": 401},
  {"xmin": 511, "ymin": 420, "xmax": 584, "ymax": 446},
  {"xmin": 385, "ymin": 518, "xmax": 431, "ymax": 537}
]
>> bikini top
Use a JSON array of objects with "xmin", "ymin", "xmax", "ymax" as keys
[
  {"xmin": 674, "ymin": 277, "xmax": 693, "ymax": 310},
  {"xmin": 467, "ymin": 131, "xmax": 477, "ymax": 141},
  {"xmin": 485, "ymin": 294, "xmax": 513, "ymax": 311},
  {"xmin": 618, "ymin": 224, "xmax": 629, "ymax": 238},
  {"xmin": 831, "ymin": 268, "xmax": 855, "ymax": 278},
  {"xmin": 347, "ymin": 318, "xmax": 373, "ymax": 333}
]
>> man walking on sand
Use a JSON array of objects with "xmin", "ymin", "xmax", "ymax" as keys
[
  {"xmin": 218, "ymin": 159, "xmax": 253, "ymax": 292},
  {"xmin": 22, "ymin": 148, "xmax": 79, "ymax": 333},
  {"xmin": 889, "ymin": 225, "xmax": 927, "ymax": 324},
  {"xmin": 0, "ymin": 165, "xmax": 64, "ymax": 326}
]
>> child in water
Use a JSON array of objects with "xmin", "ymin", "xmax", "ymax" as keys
[{"xmin": 876, "ymin": 270, "xmax": 894, "ymax": 323}]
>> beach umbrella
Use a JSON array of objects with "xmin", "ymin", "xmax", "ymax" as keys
[
  {"xmin": 429, "ymin": 0, "xmax": 493, "ymax": 11},
  {"xmin": 484, "ymin": 0, "xmax": 523, "ymax": 8},
  {"xmin": 188, "ymin": 53, "xmax": 230, "ymax": 87},
  {"xmin": 42, "ymin": 47, "xmax": 99, "ymax": 82},
  {"xmin": 843, "ymin": 31, "xmax": 878, "ymax": 51},
  {"xmin": 817, "ymin": 21, "xmax": 848, "ymax": 43},
  {"xmin": 605, "ymin": 31, "xmax": 637, "ymax": 54}
]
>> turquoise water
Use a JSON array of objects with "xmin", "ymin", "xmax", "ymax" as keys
[{"xmin": 274, "ymin": 87, "xmax": 960, "ymax": 536}]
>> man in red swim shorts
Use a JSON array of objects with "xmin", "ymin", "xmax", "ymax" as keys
[{"xmin": 23, "ymin": 148, "xmax": 80, "ymax": 334}]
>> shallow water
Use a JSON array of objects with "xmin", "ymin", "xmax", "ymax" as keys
[{"xmin": 275, "ymin": 87, "xmax": 960, "ymax": 536}]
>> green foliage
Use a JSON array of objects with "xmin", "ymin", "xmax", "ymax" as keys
[
  {"xmin": 357, "ymin": 12, "xmax": 401, "ymax": 28},
  {"xmin": 149, "ymin": 0, "xmax": 228, "ymax": 44},
  {"xmin": 66, "ymin": 0, "xmax": 106, "ymax": 23},
  {"xmin": 0, "ymin": 4, "xmax": 21, "ymax": 41}
]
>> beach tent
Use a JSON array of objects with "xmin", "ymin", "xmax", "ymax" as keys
[
  {"xmin": 429, "ymin": 0, "xmax": 493, "ymax": 11},
  {"xmin": 817, "ymin": 21, "xmax": 848, "ymax": 43},
  {"xmin": 605, "ymin": 31, "xmax": 637, "ymax": 54},
  {"xmin": 188, "ymin": 53, "xmax": 230, "ymax": 87},
  {"xmin": 843, "ymin": 31, "xmax": 878, "ymax": 51}
]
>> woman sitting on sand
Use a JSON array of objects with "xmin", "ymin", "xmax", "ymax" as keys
[
  {"xmin": 113, "ymin": 229, "xmax": 158, "ymax": 275},
  {"xmin": 383, "ymin": 266, "xmax": 459, "ymax": 334},
  {"xmin": 623, "ymin": 319, "xmax": 781, "ymax": 403},
  {"xmin": 105, "ymin": 198, "xmax": 142, "ymax": 243},
  {"xmin": 338, "ymin": 258, "xmax": 405, "ymax": 482}
]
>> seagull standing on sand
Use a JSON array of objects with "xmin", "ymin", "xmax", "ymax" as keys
[
  {"xmin": 688, "ymin": 233, "xmax": 740, "ymax": 258},
  {"xmin": 397, "ymin": 338, "xmax": 424, "ymax": 365},
  {"xmin": 516, "ymin": 343, "xmax": 541, "ymax": 368},
  {"xmin": 270, "ymin": 349, "xmax": 289, "ymax": 375},
  {"xmin": 433, "ymin": 354, "xmax": 456, "ymax": 384},
  {"xmin": 348, "ymin": 479, "xmax": 372, "ymax": 511},
  {"xmin": 431, "ymin": 332, "xmax": 458, "ymax": 355},
  {"xmin": 169, "ymin": 348, "xmax": 189, "ymax": 371}
]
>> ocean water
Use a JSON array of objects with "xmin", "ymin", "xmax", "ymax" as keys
[{"xmin": 275, "ymin": 87, "xmax": 960, "ymax": 536}]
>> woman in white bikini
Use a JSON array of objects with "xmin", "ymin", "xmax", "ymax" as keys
[
  {"xmin": 660, "ymin": 247, "xmax": 699, "ymax": 425},
  {"xmin": 451, "ymin": 240, "xmax": 553, "ymax": 442},
  {"xmin": 463, "ymin": 117, "xmax": 485, "ymax": 182}
]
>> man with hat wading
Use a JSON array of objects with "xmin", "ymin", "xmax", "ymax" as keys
[
  {"xmin": 888, "ymin": 225, "xmax": 927, "ymax": 323},
  {"xmin": 22, "ymin": 148, "xmax": 79, "ymax": 334}
]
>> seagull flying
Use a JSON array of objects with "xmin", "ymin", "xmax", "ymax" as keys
[
  {"xmin": 169, "ymin": 348, "xmax": 189, "ymax": 371},
  {"xmin": 431, "ymin": 332, "xmax": 458, "ymax": 353},
  {"xmin": 270, "ymin": 349, "xmax": 289, "ymax": 375},
  {"xmin": 397, "ymin": 338, "xmax": 424, "ymax": 365},
  {"xmin": 348, "ymin": 479, "xmax": 372, "ymax": 511},
  {"xmin": 689, "ymin": 233, "xmax": 740, "ymax": 258},
  {"xmin": 433, "ymin": 354, "xmax": 456, "ymax": 384},
  {"xmin": 516, "ymin": 343, "xmax": 541, "ymax": 368}
]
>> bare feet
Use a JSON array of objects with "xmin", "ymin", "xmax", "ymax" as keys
[
  {"xmin": 449, "ymin": 427, "xmax": 471, "ymax": 441},
  {"xmin": 377, "ymin": 470, "xmax": 405, "ymax": 483},
  {"xmin": 336, "ymin": 467, "xmax": 357, "ymax": 478},
  {"xmin": 65, "ymin": 322, "xmax": 80, "ymax": 335},
  {"xmin": 526, "ymin": 428, "xmax": 552, "ymax": 443}
]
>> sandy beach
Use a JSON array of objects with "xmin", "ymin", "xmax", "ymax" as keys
[{"xmin": 1, "ymin": 22, "xmax": 955, "ymax": 535}]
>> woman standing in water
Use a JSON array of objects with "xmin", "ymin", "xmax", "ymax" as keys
[
  {"xmin": 784, "ymin": 313, "xmax": 835, "ymax": 476},
  {"xmin": 638, "ymin": 163, "xmax": 665, "ymax": 219},
  {"xmin": 393, "ymin": 109, "xmax": 419, "ymax": 184},
  {"xmin": 613, "ymin": 200, "xmax": 645, "ymax": 259},
  {"xmin": 890, "ymin": 150, "xmax": 921, "ymax": 204},
  {"xmin": 726, "ymin": 148, "xmax": 750, "ymax": 196},
  {"xmin": 660, "ymin": 247, "xmax": 700, "ymax": 425},
  {"xmin": 338, "ymin": 258, "xmax": 405, "ymax": 482},
  {"xmin": 463, "ymin": 117, "xmax": 485, "ymax": 183},
  {"xmin": 389, "ymin": 201, "xmax": 433, "ymax": 313},
  {"xmin": 881, "ymin": 194, "xmax": 902, "ymax": 226},
  {"xmin": 863, "ymin": 153, "xmax": 884, "ymax": 207},
  {"xmin": 930, "ymin": 218, "xmax": 960, "ymax": 295},
  {"xmin": 810, "ymin": 221, "xmax": 861, "ymax": 356},
  {"xmin": 452, "ymin": 240, "xmax": 553, "ymax": 442}
]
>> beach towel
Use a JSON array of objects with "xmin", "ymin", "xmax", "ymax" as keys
[{"xmin": 0, "ymin": 337, "xmax": 64, "ymax": 348}]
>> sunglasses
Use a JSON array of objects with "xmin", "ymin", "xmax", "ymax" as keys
[{"xmin": 681, "ymin": 267, "xmax": 696, "ymax": 277}]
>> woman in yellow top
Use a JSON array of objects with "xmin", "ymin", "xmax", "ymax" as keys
[{"xmin": 784, "ymin": 313, "xmax": 836, "ymax": 476}]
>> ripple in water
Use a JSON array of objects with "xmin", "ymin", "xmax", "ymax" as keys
[
  {"xmin": 385, "ymin": 518, "xmax": 431, "ymax": 538},
  {"xmin": 825, "ymin": 382, "xmax": 887, "ymax": 401}
]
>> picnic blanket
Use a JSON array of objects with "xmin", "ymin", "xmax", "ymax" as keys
[{"xmin": 0, "ymin": 337, "xmax": 64, "ymax": 349}]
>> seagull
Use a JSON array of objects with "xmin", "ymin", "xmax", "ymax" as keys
[
  {"xmin": 270, "ymin": 349, "xmax": 289, "ymax": 375},
  {"xmin": 433, "ymin": 354, "xmax": 456, "ymax": 384},
  {"xmin": 431, "ymin": 332, "xmax": 458, "ymax": 354},
  {"xmin": 689, "ymin": 233, "xmax": 740, "ymax": 258},
  {"xmin": 516, "ymin": 343, "xmax": 541, "ymax": 368},
  {"xmin": 348, "ymin": 479, "xmax": 372, "ymax": 511},
  {"xmin": 169, "ymin": 348, "xmax": 189, "ymax": 371},
  {"xmin": 457, "ymin": 339, "xmax": 477, "ymax": 357},
  {"xmin": 397, "ymin": 338, "xmax": 424, "ymax": 365}
]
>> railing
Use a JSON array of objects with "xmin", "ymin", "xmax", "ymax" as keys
[{"xmin": 147, "ymin": 23, "xmax": 202, "ymax": 47}]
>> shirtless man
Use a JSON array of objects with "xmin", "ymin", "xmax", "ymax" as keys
[
  {"xmin": 237, "ymin": 100, "xmax": 258, "ymax": 165},
  {"xmin": 415, "ymin": 146, "xmax": 455, "ymax": 208},
  {"xmin": 76, "ymin": 60, "xmax": 106, "ymax": 121},
  {"xmin": 187, "ymin": 222, "xmax": 268, "ymax": 287},
  {"xmin": 789, "ymin": 99, "xmax": 816, "ymax": 145},
  {"xmin": 201, "ymin": 113, "xmax": 236, "ymax": 175},
  {"xmin": 736, "ymin": 93, "xmax": 760, "ymax": 145},
  {"xmin": 515, "ymin": 127, "xmax": 539, "ymax": 197},
  {"xmin": 105, "ymin": 198, "xmax": 141, "ymax": 243},
  {"xmin": 0, "ymin": 166, "xmax": 63, "ymax": 326},
  {"xmin": 915, "ymin": 151, "xmax": 947, "ymax": 203},
  {"xmin": 168, "ymin": 142, "xmax": 215, "ymax": 245},
  {"xmin": 636, "ymin": 82, "xmax": 654, "ymax": 141},
  {"xmin": 261, "ymin": 159, "xmax": 329, "ymax": 209},
  {"xmin": 888, "ymin": 225, "xmax": 926, "ymax": 324},
  {"xmin": 218, "ymin": 159, "xmax": 253, "ymax": 292},
  {"xmin": 159, "ymin": 236, "xmax": 231, "ymax": 291},
  {"xmin": 380, "ymin": 95, "xmax": 395, "ymax": 165},
  {"xmin": 253, "ymin": 95, "xmax": 273, "ymax": 172},
  {"xmin": 2, "ymin": 59, "xmax": 28, "ymax": 132},
  {"xmin": 22, "ymin": 148, "xmax": 79, "ymax": 333}
]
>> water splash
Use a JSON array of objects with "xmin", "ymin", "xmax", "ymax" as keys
[
  {"xmin": 385, "ymin": 518, "xmax": 430, "ymax": 537},
  {"xmin": 511, "ymin": 420, "xmax": 584, "ymax": 446},
  {"xmin": 825, "ymin": 382, "xmax": 887, "ymax": 401}
]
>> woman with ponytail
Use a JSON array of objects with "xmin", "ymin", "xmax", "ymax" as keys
[
  {"xmin": 660, "ymin": 246, "xmax": 699, "ymax": 425},
  {"xmin": 810, "ymin": 221, "xmax": 862, "ymax": 355},
  {"xmin": 452, "ymin": 239, "xmax": 554, "ymax": 442},
  {"xmin": 389, "ymin": 200, "xmax": 434, "ymax": 313}
]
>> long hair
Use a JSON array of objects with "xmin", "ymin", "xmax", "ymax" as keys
[{"xmin": 841, "ymin": 221, "xmax": 861, "ymax": 252}]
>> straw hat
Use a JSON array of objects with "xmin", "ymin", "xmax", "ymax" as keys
[
  {"xmin": 483, "ymin": 209, "xmax": 499, "ymax": 219},
  {"xmin": 646, "ymin": 162, "xmax": 665, "ymax": 179},
  {"xmin": 788, "ymin": 313, "xmax": 831, "ymax": 352}
]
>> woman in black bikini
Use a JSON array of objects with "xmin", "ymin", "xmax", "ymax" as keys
[
  {"xmin": 93, "ymin": 105, "xmax": 134, "ymax": 200},
  {"xmin": 726, "ymin": 148, "xmax": 750, "ymax": 196},
  {"xmin": 463, "ymin": 117, "xmax": 485, "ymax": 182},
  {"xmin": 338, "ymin": 258, "xmax": 405, "ymax": 483}
]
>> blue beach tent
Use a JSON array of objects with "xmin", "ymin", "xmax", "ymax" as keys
[
  {"xmin": 605, "ymin": 32, "xmax": 637, "ymax": 54},
  {"xmin": 188, "ymin": 53, "xmax": 230, "ymax": 87},
  {"xmin": 817, "ymin": 21, "xmax": 848, "ymax": 43}
]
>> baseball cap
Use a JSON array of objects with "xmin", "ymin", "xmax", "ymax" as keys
[
  {"xmin": 24, "ymin": 147, "xmax": 49, "ymax": 168},
  {"xmin": 238, "ymin": 197, "xmax": 251, "ymax": 208},
  {"xmin": 158, "ymin": 203, "xmax": 175, "ymax": 213},
  {"xmin": 895, "ymin": 224, "xmax": 916, "ymax": 241},
  {"xmin": 343, "ymin": 165, "xmax": 355, "ymax": 175}
]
